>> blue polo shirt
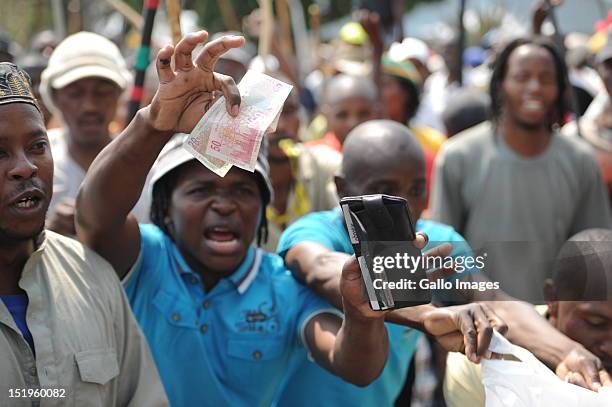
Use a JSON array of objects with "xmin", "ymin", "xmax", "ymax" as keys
[
  {"xmin": 124, "ymin": 224, "xmax": 336, "ymax": 407},
  {"xmin": 274, "ymin": 208, "xmax": 471, "ymax": 407}
]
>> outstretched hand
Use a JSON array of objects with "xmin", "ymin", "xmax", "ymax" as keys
[{"xmin": 146, "ymin": 31, "xmax": 245, "ymax": 134}]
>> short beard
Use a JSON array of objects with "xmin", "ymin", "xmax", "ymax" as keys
[
  {"xmin": 514, "ymin": 118, "xmax": 545, "ymax": 132},
  {"xmin": 0, "ymin": 223, "xmax": 45, "ymax": 247}
]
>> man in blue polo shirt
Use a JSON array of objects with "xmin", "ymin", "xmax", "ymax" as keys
[
  {"xmin": 275, "ymin": 120, "xmax": 496, "ymax": 406},
  {"xmin": 76, "ymin": 32, "xmax": 398, "ymax": 406},
  {"xmin": 275, "ymin": 119, "xmax": 611, "ymax": 405}
]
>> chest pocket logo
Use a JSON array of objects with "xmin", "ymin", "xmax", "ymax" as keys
[{"xmin": 235, "ymin": 301, "xmax": 280, "ymax": 334}]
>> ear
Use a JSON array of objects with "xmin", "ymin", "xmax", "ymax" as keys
[
  {"xmin": 164, "ymin": 215, "xmax": 176, "ymax": 237},
  {"xmin": 544, "ymin": 278, "xmax": 559, "ymax": 325},
  {"xmin": 334, "ymin": 175, "xmax": 347, "ymax": 198}
]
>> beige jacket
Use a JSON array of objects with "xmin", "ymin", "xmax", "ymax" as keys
[{"xmin": 0, "ymin": 231, "xmax": 168, "ymax": 406}]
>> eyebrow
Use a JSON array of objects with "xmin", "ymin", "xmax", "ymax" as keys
[{"xmin": 0, "ymin": 129, "xmax": 46, "ymax": 142}]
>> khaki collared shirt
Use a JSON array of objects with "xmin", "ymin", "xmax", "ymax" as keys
[{"xmin": 0, "ymin": 231, "xmax": 168, "ymax": 407}]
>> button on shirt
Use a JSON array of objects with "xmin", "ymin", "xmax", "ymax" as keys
[
  {"xmin": 0, "ymin": 231, "xmax": 167, "ymax": 407},
  {"xmin": 123, "ymin": 224, "xmax": 336, "ymax": 407},
  {"xmin": 275, "ymin": 208, "xmax": 470, "ymax": 407}
]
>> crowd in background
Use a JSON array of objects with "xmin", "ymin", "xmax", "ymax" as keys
[{"xmin": 1, "ymin": 0, "xmax": 612, "ymax": 406}]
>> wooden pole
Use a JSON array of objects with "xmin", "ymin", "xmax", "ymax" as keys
[
  {"xmin": 259, "ymin": 0, "xmax": 274, "ymax": 70},
  {"xmin": 104, "ymin": 0, "xmax": 143, "ymax": 31},
  {"xmin": 127, "ymin": 0, "xmax": 159, "ymax": 124},
  {"xmin": 166, "ymin": 0, "xmax": 182, "ymax": 45},
  {"xmin": 218, "ymin": 0, "xmax": 241, "ymax": 31},
  {"xmin": 276, "ymin": 0, "xmax": 293, "ymax": 56}
]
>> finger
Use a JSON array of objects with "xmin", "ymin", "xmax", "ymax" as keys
[
  {"xmin": 567, "ymin": 372, "xmax": 588, "ymax": 389},
  {"xmin": 482, "ymin": 305, "xmax": 508, "ymax": 336},
  {"xmin": 413, "ymin": 232, "xmax": 428, "ymax": 250},
  {"xmin": 472, "ymin": 305, "xmax": 494, "ymax": 358},
  {"xmin": 195, "ymin": 35, "xmax": 246, "ymax": 73},
  {"xmin": 156, "ymin": 45, "xmax": 176, "ymax": 83},
  {"xmin": 599, "ymin": 369, "xmax": 612, "ymax": 387},
  {"xmin": 458, "ymin": 310, "xmax": 479, "ymax": 363},
  {"xmin": 434, "ymin": 331, "xmax": 465, "ymax": 353},
  {"xmin": 423, "ymin": 242, "xmax": 453, "ymax": 259},
  {"xmin": 426, "ymin": 267, "xmax": 455, "ymax": 283},
  {"xmin": 212, "ymin": 73, "xmax": 241, "ymax": 116},
  {"xmin": 580, "ymin": 359, "xmax": 603, "ymax": 390},
  {"xmin": 341, "ymin": 256, "xmax": 362, "ymax": 282},
  {"xmin": 173, "ymin": 31, "xmax": 209, "ymax": 72}
]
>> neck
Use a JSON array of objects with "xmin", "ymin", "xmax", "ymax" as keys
[
  {"xmin": 498, "ymin": 116, "xmax": 551, "ymax": 157},
  {"xmin": 67, "ymin": 133, "xmax": 111, "ymax": 171},
  {"xmin": 0, "ymin": 239, "xmax": 34, "ymax": 295}
]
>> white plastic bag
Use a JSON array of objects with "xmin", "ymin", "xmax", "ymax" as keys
[{"xmin": 481, "ymin": 331, "xmax": 612, "ymax": 407}]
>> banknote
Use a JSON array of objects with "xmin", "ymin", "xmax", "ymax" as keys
[
  {"xmin": 183, "ymin": 108, "xmax": 233, "ymax": 177},
  {"xmin": 204, "ymin": 70, "xmax": 293, "ymax": 171}
]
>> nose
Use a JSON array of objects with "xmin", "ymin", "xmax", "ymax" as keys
[
  {"xmin": 82, "ymin": 91, "xmax": 100, "ymax": 113},
  {"xmin": 8, "ymin": 153, "xmax": 38, "ymax": 180},
  {"xmin": 525, "ymin": 77, "xmax": 543, "ymax": 95},
  {"xmin": 210, "ymin": 194, "xmax": 237, "ymax": 215}
]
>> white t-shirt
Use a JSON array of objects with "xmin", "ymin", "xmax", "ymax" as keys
[{"xmin": 48, "ymin": 128, "xmax": 151, "ymax": 223}]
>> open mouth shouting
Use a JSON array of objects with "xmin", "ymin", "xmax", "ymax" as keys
[{"xmin": 203, "ymin": 225, "xmax": 242, "ymax": 256}]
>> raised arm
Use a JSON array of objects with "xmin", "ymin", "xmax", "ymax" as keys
[{"xmin": 75, "ymin": 31, "xmax": 244, "ymax": 277}]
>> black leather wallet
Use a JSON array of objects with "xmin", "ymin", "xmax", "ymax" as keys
[{"xmin": 340, "ymin": 194, "xmax": 431, "ymax": 310}]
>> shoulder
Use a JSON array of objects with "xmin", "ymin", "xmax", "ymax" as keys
[
  {"xmin": 137, "ymin": 223, "xmax": 173, "ymax": 258},
  {"xmin": 437, "ymin": 122, "xmax": 494, "ymax": 168},
  {"xmin": 42, "ymin": 230, "xmax": 120, "ymax": 287},
  {"xmin": 552, "ymin": 131, "xmax": 600, "ymax": 175},
  {"xmin": 257, "ymin": 251, "xmax": 306, "ymax": 290},
  {"xmin": 553, "ymin": 129, "xmax": 597, "ymax": 158}
]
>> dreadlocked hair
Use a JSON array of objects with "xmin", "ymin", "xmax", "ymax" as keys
[
  {"xmin": 489, "ymin": 37, "xmax": 569, "ymax": 130},
  {"xmin": 150, "ymin": 169, "xmax": 180, "ymax": 241},
  {"xmin": 256, "ymin": 215, "xmax": 268, "ymax": 246}
]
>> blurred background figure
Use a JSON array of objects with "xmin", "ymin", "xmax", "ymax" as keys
[
  {"xmin": 442, "ymin": 89, "xmax": 491, "ymax": 138},
  {"xmin": 16, "ymin": 52, "xmax": 53, "ymax": 126},
  {"xmin": 0, "ymin": 31, "xmax": 18, "ymax": 63},
  {"xmin": 40, "ymin": 31, "xmax": 149, "ymax": 237},
  {"xmin": 264, "ymin": 72, "xmax": 340, "ymax": 251}
]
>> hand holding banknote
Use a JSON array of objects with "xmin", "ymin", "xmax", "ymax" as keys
[
  {"xmin": 185, "ymin": 70, "xmax": 293, "ymax": 176},
  {"xmin": 147, "ymin": 31, "xmax": 244, "ymax": 133}
]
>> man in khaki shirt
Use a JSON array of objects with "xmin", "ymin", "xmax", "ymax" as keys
[{"xmin": 0, "ymin": 63, "xmax": 167, "ymax": 406}]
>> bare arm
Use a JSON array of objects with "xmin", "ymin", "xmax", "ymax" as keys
[
  {"xmin": 285, "ymin": 240, "xmax": 505, "ymax": 363},
  {"xmin": 305, "ymin": 257, "xmax": 389, "ymax": 386},
  {"xmin": 76, "ymin": 110, "xmax": 169, "ymax": 276},
  {"xmin": 75, "ymin": 31, "xmax": 244, "ymax": 277}
]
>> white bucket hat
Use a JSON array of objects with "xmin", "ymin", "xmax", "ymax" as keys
[{"xmin": 39, "ymin": 31, "xmax": 132, "ymax": 115}]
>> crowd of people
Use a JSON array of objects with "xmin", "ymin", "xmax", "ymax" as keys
[{"xmin": 0, "ymin": 0, "xmax": 611, "ymax": 406}]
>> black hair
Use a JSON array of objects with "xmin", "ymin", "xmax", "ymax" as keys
[
  {"xmin": 150, "ymin": 165, "xmax": 269, "ymax": 246},
  {"xmin": 489, "ymin": 37, "xmax": 569, "ymax": 129}
]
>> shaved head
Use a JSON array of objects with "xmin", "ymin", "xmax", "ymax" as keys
[
  {"xmin": 322, "ymin": 73, "xmax": 377, "ymax": 106},
  {"xmin": 342, "ymin": 120, "xmax": 424, "ymax": 179},
  {"xmin": 552, "ymin": 228, "xmax": 612, "ymax": 301},
  {"xmin": 337, "ymin": 120, "xmax": 427, "ymax": 220}
]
